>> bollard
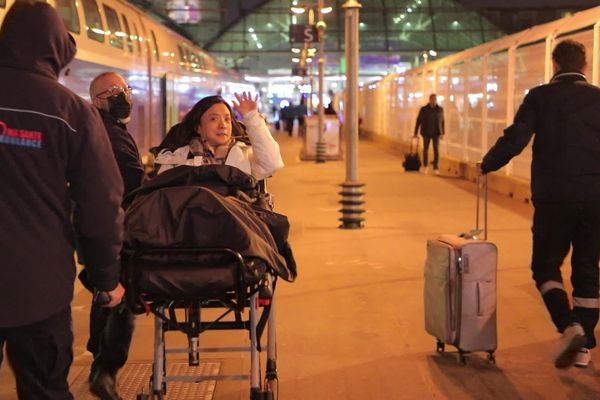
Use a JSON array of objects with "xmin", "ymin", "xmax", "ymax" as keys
[{"xmin": 338, "ymin": 181, "xmax": 365, "ymax": 229}]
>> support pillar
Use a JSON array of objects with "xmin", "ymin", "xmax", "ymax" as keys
[{"xmin": 339, "ymin": 0, "xmax": 364, "ymax": 229}]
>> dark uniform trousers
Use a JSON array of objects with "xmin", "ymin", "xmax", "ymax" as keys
[
  {"xmin": 532, "ymin": 201, "xmax": 600, "ymax": 348},
  {"xmin": 87, "ymin": 302, "xmax": 135, "ymax": 374},
  {"xmin": 422, "ymin": 135, "xmax": 440, "ymax": 170},
  {"xmin": 0, "ymin": 307, "xmax": 74, "ymax": 399}
]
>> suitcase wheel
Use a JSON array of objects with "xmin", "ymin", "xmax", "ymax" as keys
[
  {"xmin": 487, "ymin": 351, "xmax": 496, "ymax": 364},
  {"xmin": 456, "ymin": 351, "xmax": 467, "ymax": 365},
  {"xmin": 436, "ymin": 340, "xmax": 445, "ymax": 353}
]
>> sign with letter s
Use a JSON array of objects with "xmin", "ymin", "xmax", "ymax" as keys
[{"xmin": 289, "ymin": 24, "xmax": 319, "ymax": 43}]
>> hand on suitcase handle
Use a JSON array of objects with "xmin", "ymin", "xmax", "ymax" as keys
[{"xmin": 476, "ymin": 161, "xmax": 485, "ymax": 176}]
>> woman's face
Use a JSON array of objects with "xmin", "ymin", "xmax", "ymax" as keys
[{"xmin": 196, "ymin": 103, "xmax": 232, "ymax": 147}]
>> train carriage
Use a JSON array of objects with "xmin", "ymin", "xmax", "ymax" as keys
[
  {"xmin": 0, "ymin": 0, "xmax": 254, "ymax": 156},
  {"xmin": 360, "ymin": 4, "xmax": 600, "ymax": 193}
]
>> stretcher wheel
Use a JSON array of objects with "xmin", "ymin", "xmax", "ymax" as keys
[
  {"xmin": 264, "ymin": 377, "xmax": 278, "ymax": 400},
  {"xmin": 487, "ymin": 351, "xmax": 496, "ymax": 364},
  {"xmin": 263, "ymin": 391, "xmax": 275, "ymax": 400},
  {"xmin": 436, "ymin": 340, "xmax": 445, "ymax": 353}
]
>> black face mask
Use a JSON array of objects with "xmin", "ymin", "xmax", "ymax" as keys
[{"xmin": 107, "ymin": 92, "xmax": 132, "ymax": 120}]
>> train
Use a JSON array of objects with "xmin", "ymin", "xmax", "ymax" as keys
[
  {"xmin": 0, "ymin": 0, "xmax": 254, "ymax": 157},
  {"xmin": 359, "ymin": 4, "xmax": 600, "ymax": 199}
]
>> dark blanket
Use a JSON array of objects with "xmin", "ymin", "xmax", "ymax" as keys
[
  {"xmin": 123, "ymin": 165, "xmax": 297, "ymax": 282},
  {"xmin": 123, "ymin": 164, "xmax": 258, "ymax": 208}
]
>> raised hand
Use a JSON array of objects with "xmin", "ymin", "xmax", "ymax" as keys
[{"xmin": 233, "ymin": 92, "xmax": 258, "ymax": 116}]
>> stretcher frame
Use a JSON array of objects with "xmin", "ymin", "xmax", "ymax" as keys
[{"xmin": 126, "ymin": 247, "xmax": 278, "ymax": 400}]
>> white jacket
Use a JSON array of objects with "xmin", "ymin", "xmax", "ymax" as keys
[{"xmin": 155, "ymin": 110, "xmax": 284, "ymax": 180}]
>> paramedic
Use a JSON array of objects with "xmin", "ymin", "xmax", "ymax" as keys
[
  {"xmin": 479, "ymin": 39, "xmax": 600, "ymax": 369},
  {"xmin": 84, "ymin": 71, "xmax": 146, "ymax": 400},
  {"xmin": 0, "ymin": 2, "xmax": 124, "ymax": 399}
]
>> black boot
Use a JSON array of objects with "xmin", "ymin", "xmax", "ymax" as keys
[{"xmin": 89, "ymin": 366, "xmax": 122, "ymax": 400}]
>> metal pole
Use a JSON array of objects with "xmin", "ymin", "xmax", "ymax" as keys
[
  {"xmin": 316, "ymin": 0, "xmax": 326, "ymax": 163},
  {"xmin": 339, "ymin": 0, "xmax": 364, "ymax": 229}
]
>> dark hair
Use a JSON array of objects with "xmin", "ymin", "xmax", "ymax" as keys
[
  {"xmin": 552, "ymin": 39, "xmax": 586, "ymax": 73},
  {"xmin": 152, "ymin": 95, "xmax": 248, "ymax": 154}
]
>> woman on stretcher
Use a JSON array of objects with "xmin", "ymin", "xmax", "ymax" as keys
[{"xmin": 154, "ymin": 92, "xmax": 283, "ymax": 179}]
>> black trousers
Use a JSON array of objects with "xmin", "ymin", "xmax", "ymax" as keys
[
  {"xmin": 0, "ymin": 307, "xmax": 74, "ymax": 400},
  {"xmin": 422, "ymin": 136, "xmax": 440, "ymax": 169},
  {"xmin": 532, "ymin": 201, "xmax": 600, "ymax": 348},
  {"xmin": 87, "ymin": 302, "xmax": 135, "ymax": 374}
]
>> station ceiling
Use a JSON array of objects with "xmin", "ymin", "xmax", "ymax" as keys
[{"xmin": 129, "ymin": 0, "xmax": 599, "ymax": 77}]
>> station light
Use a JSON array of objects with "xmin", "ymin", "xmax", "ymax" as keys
[
  {"xmin": 90, "ymin": 27, "xmax": 105, "ymax": 35},
  {"xmin": 292, "ymin": 57, "xmax": 300, "ymax": 63},
  {"xmin": 291, "ymin": 48, "xmax": 301, "ymax": 53},
  {"xmin": 291, "ymin": 5, "xmax": 333, "ymax": 15}
]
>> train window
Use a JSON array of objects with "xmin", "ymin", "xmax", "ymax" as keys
[
  {"xmin": 177, "ymin": 45, "xmax": 186, "ymax": 69},
  {"xmin": 150, "ymin": 30, "xmax": 159, "ymax": 61},
  {"xmin": 120, "ymin": 14, "xmax": 133, "ymax": 53},
  {"xmin": 189, "ymin": 52, "xmax": 198, "ymax": 70},
  {"xmin": 81, "ymin": 0, "xmax": 104, "ymax": 42},
  {"xmin": 103, "ymin": 6, "xmax": 123, "ymax": 49},
  {"xmin": 184, "ymin": 48, "xmax": 191, "ymax": 69},
  {"xmin": 198, "ymin": 53, "xmax": 206, "ymax": 70},
  {"xmin": 55, "ymin": 0, "xmax": 80, "ymax": 34},
  {"xmin": 132, "ymin": 23, "xmax": 141, "ymax": 55}
]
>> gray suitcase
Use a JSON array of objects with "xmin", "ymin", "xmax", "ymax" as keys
[{"xmin": 424, "ymin": 174, "xmax": 497, "ymax": 364}]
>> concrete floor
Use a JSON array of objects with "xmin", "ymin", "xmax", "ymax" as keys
[{"xmin": 2, "ymin": 132, "xmax": 600, "ymax": 399}]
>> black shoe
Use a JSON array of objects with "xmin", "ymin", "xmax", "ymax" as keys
[{"xmin": 89, "ymin": 368, "xmax": 122, "ymax": 400}]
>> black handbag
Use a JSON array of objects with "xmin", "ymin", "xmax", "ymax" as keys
[{"xmin": 403, "ymin": 136, "xmax": 422, "ymax": 172}]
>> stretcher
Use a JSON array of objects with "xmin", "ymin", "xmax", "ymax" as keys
[
  {"xmin": 121, "ymin": 166, "xmax": 294, "ymax": 400},
  {"xmin": 124, "ymin": 246, "xmax": 278, "ymax": 400}
]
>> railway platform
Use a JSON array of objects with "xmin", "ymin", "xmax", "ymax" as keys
[{"xmin": 1, "ymin": 131, "xmax": 599, "ymax": 400}]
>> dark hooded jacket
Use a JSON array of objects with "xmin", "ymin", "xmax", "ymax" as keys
[
  {"xmin": 481, "ymin": 72, "xmax": 600, "ymax": 203},
  {"xmin": 0, "ymin": 1, "xmax": 124, "ymax": 327}
]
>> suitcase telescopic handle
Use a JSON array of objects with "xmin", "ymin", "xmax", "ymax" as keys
[
  {"xmin": 475, "ymin": 169, "xmax": 488, "ymax": 240},
  {"xmin": 411, "ymin": 135, "xmax": 419, "ymax": 153}
]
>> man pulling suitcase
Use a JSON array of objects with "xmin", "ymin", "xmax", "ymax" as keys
[{"xmin": 479, "ymin": 39, "xmax": 600, "ymax": 369}]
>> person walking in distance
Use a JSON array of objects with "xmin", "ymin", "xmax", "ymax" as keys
[
  {"xmin": 0, "ymin": 2, "xmax": 125, "ymax": 399},
  {"xmin": 414, "ymin": 94, "xmax": 444, "ymax": 174},
  {"xmin": 83, "ymin": 72, "xmax": 146, "ymax": 399},
  {"xmin": 479, "ymin": 39, "xmax": 600, "ymax": 369}
]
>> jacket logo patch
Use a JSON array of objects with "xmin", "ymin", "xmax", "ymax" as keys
[{"xmin": 0, "ymin": 120, "xmax": 43, "ymax": 148}]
